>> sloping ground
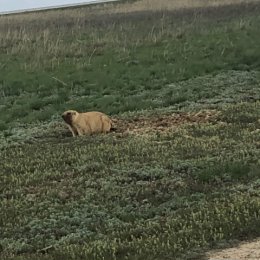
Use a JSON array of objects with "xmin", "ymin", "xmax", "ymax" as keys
[{"xmin": 207, "ymin": 239, "xmax": 260, "ymax": 259}]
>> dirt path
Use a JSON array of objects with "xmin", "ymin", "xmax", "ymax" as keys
[{"xmin": 207, "ymin": 239, "xmax": 260, "ymax": 260}]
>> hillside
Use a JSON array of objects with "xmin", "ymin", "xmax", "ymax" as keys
[{"xmin": 0, "ymin": 0, "xmax": 260, "ymax": 259}]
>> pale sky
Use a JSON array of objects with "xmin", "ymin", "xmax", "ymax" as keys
[{"xmin": 0, "ymin": 0, "xmax": 111, "ymax": 13}]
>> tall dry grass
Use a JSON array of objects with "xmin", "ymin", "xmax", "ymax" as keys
[
  {"xmin": 101, "ymin": 0, "xmax": 260, "ymax": 14},
  {"xmin": 1, "ymin": 0, "xmax": 259, "ymax": 22}
]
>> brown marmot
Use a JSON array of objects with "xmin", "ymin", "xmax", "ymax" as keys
[{"xmin": 62, "ymin": 110, "xmax": 114, "ymax": 137}]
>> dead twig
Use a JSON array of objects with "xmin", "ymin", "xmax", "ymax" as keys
[{"xmin": 52, "ymin": 76, "xmax": 68, "ymax": 86}]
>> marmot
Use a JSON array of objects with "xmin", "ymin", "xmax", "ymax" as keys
[{"xmin": 62, "ymin": 110, "xmax": 114, "ymax": 137}]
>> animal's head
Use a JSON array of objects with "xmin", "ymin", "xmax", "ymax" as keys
[{"xmin": 61, "ymin": 110, "xmax": 79, "ymax": 125}]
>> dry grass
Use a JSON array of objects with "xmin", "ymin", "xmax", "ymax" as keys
[
  {"xmin": 103, "ymin": 0, "xmax": 260, "ymax": 14},
  {"xmin": 1, "ymin": 0, "xmax": 259, "ymax": 22}
]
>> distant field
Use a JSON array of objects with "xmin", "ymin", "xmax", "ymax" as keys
[
  {"xmin": 102, "ymin": 0, "xmax": 260, "ymax": 13},
  {"xmin": 0, "ymin": 0, "xmax": 260, "ymax": 259}
]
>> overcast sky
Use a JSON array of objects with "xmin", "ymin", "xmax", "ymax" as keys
[{"xmin": 0, "ymin": 0, "xmax": 108, "ymax": 13}]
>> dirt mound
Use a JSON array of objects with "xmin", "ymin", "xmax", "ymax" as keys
[{"xmin": 113, "ymin": 110, "xmax": 220, "ymax": 135}]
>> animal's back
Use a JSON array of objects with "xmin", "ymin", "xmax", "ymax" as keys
[{"xmin": 83, "ymin": 111, "xmax": 112, "ymax": 133}]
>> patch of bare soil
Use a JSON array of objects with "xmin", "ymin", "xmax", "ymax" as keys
[
  {"xmin": 207, "ymin": 239, "xmax": 260, "ymax": 260},
  {"xmin": 113, "ymin": 109, "xmax": 220, "ymax": 135}
]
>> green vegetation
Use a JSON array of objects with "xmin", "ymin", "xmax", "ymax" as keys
[
  {"xmin": 0, "ymin": 0, "xmax": 260, "ymax": 259},
  {"xmin": 0, "ymin": 1, "xmax": 260, "ymax": 127}
]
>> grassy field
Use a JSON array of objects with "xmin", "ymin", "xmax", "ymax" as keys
[{"xmin": 0, "ymin": 0, "xmax": 260, "ymax": 259}]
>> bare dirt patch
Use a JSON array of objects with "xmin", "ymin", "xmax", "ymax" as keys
[
  {"xmin": 113, "ymin": 110, "xmax": 220, "ymax": 135},
  {"xmin": 207, "ymin": 239, "xmax": 260, "ymax": 260}
]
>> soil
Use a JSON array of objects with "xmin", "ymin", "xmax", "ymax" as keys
[
  {"xmin": 206, "ymin": 239, "xmax": 260, "ymax": 260},
  {"xmin": 113, "ymin": 109, "xmax": 220, "ymax": 135}
]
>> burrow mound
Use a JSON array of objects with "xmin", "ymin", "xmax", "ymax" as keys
[{"xmin": 112, "ymin": 109, "xmax": 220, "ymax": 135}]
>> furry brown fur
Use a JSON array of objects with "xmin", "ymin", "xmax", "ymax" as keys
[{"xmin": 62, "ymin": 110, "xmax": 113, "ymax": 137}]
